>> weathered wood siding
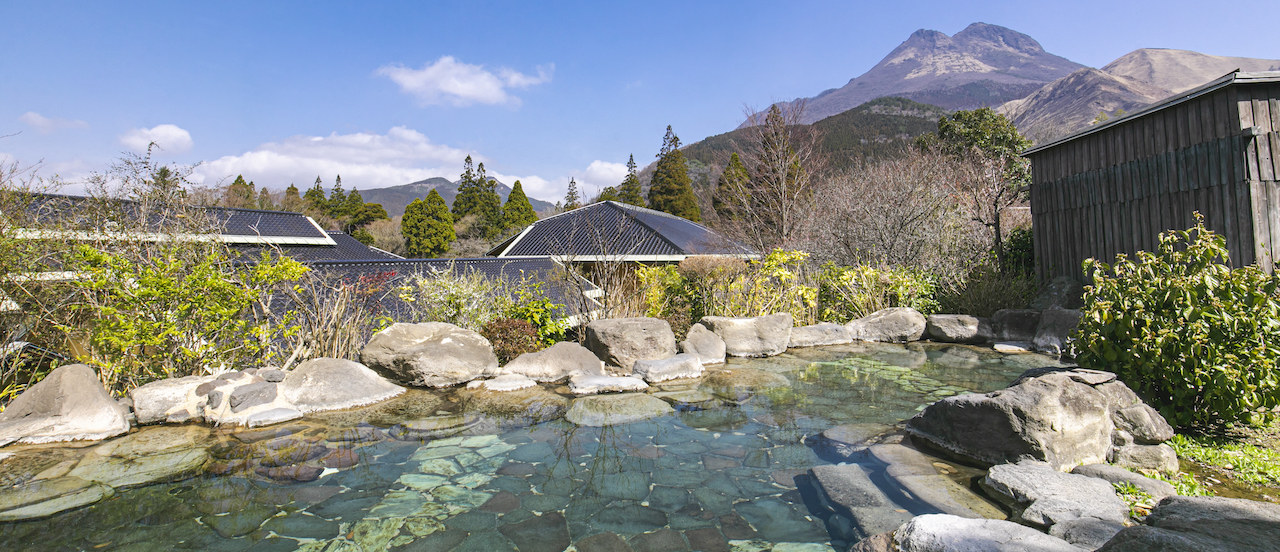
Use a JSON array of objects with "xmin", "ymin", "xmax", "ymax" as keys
[{"xmin": 1028, "ymin": 81, "xmax": 1280, "ymax": 282}]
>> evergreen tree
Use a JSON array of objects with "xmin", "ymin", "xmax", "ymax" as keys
[
  {"xmin": 257, "ymin": 187, "xmax": 274, "ymax": 210},
  {"xmin": 225, "ymin": 175, "xmax": 255, "ymax": 208},
  {"xmin": 402, "ymin": 190, "xmax": 455, "ymax": 258},
  {"xmin": 618, "ymin": 154, "xmax": 645, "ymax": 207},
  {"xmin": 596, "ymin": 186, "xmax": 621, "ymax": 203},
  {"xmin": 715, "ymin": 152, "xmax": 750, "ymax": 220},
  {"xmin": 451, "ymin": 157, "xmax": 503, "ymax": 239},
  {"xmin": 343, "ymin": 188, "xmax": 365, "ymax": 220},
  {"xmin": 647, "ymin": 126, "xmax": 701, "ymax": 221},
  {"xmin": 282, "ymin": 184, "xmax": 304, "ymax": 212},
  {"xmin": 502, "ymin": 180, "xmax": 539, "ymax": 230},
  {"xmin": 304, "ymin": 177, "xmax": 327, "ymax": 212},
  {"xmin": 328, "ymin": 175, "xmax": 347, "ymax": 218},
  {"xmin": 564, "ymin": 178, "xmax": 581, "ymax": 210}
]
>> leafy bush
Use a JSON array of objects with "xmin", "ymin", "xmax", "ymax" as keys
[
  {"xmin": 72, "ymin": 247, "xmax": 308, "ymax": 392},
  {"xmin": 503, "ymin": 281, "xmax": 568, "ymax": 345},
  {"xmin": 1075, "ymin": 215, "xmax": 1280, "ymax": 427},
  {"xmin": 397, "ymin": 268, "xmax": 568, "ymax": 344},
  {"xmin": 481, "ymin": 318, "xmax": 542, "ymax": 365},
  {"xmin": 1001, "ymin": 226, "xmax": 1035, "ymax": 277},
  {"xmin": 817, "ymin": 263, "xmax": 939, "ymax": 321},
  {"xmin": 936, "ymin": 264, "xmax": 1038, "ymax": 318},
  {"xmin": 637, "ymin": 250, "xmax": 819, "ymax": 336}
]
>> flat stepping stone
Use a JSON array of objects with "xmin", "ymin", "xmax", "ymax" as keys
[
  {"xmin": 565, "ymin": 394, "xmax": 674, "ymax": 427},
  {"xmin": 568, "ymin": 375, "xmax": 649, "ymax": 395}
]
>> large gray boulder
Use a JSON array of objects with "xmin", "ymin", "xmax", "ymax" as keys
[
  {"xmin": 1113, "ymin": 403, "xmax": 1175, "ymax": 445},
  {"xmin": 678, "ymin": 323, "xmax": 726, "ymax": 365},
  {"xmin": 500, "ymin": 341, "xmax": 605, "ymax": 382},
  {"xmin": 810, "ymin": 463, "xmax": 914, "ymax": 543},
  {"xmin": 1109, "ymin": 444, "xmax": 1179, "ymax": 474},
  {"xmin": 631, "ymin": 353, "xmax": 704, "ymax": 383},
  {"xmin": 846, "ymin": 307, "xmax": 927, "ymax": 343},
  {"xmin": 925, "ymin": 314, "xmax": 994, "ymax": 344},
  {"xmin": 700, "ymin": 313, "xmax": 793, "ymax": 357},
  {"xmin": 361, "ymin": 322, "xmax": 500, "ymax": 387},
  {"xmin": 279, "ymin": 358, "xmax": 405, "ymax": 413},
  {"xmin": 0, "ymin": 364, "xmax": 130, "ymax": 447},
  {"xmin": 895, "ymin": 514, "xmax": 1087, "ymax": 552},
  {"xmin": 994, "ymin": 309, "xmax": 1042, "ymax": 342},
  {"xmin": 1098, "ymin": 496, "xmax": 1280, "ymax": 552},
  {"xmin": 583, "ymin": 317, "xmax": 677, "ymax": 370},
  {"xmin": 129, "ymin": 374, "xmax": 216, "ymax": 424},
  {"xmin": 788, "ymin": 322, "xmax": 853, "ymax": 348},
  {"xmin": 907, "ymin": 370, "xmax": 1115, "ymax": 470},
  {"xmin": 981, "ymin": 460, "xmax": 1129, "ymax": 531},
  {"xmin": 1033, "ymin": 307, "xmax": 1082, "ymax": 355}
]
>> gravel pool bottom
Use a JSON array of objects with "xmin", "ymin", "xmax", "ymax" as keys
[{"xmin": 0, "ymin": 342, "xmax": 1068, "ymax": 552}]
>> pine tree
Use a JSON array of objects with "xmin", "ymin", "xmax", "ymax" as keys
[
  {"xmin": 304, "ymin": 177, "xmax": 327, "ymax": 212},
  {"xmin": 402, "ymin": 190, "xmax": 455, "ymax": 258},
  {"xmin": 328, "ymin": 175, "xmax": 347, "ymax": 218},
  {"xmin": 618, "ymin": 154, "xmax": 645, "ymax": 207},
  {"xmin": 596, "ymin": 186, "xmax": 621, "ymax": 203},
  {"xmin": 225, "ymin": 175, "xmax": 254, "ymax": 208},
  {"xmin": 715, "ymin": 152, "xmax": 750, "ymax": 220},
  {"xmin": 343, "ymin": 188, "xmax": 365, "ymax": 221},
  {"xmin": 502, "ymin": 180, "xmax": 539, "ymax": 231},
  {"xmin": 647, "ymin": 126, "xmax": 701, "ymax": 221},
  {"xmin": 564, "ymin": 178, "xmax": 581, "ymax": 210}
]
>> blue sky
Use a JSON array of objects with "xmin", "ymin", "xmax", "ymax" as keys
[{"xmin": 2, "ymin": 1, "xmax": 1276, "ymax": 203}]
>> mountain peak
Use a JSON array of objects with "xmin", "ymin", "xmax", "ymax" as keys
[{"xmin": 953, "ymin": 22, "xmax": 1045, "ymax": 55}]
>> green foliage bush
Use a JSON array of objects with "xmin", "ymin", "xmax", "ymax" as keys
[
  {"xmin": 936, "ymin": 265, "xmax": 1038, "ymax": 318},
  {"xmin": 397, "ymin": 268, "xmax": 568, "ymax": 344},
  {"xmin": 72, "ymin": 247, "xmax": 308, "ymax": 392},
  {"xmin": 1075, "ymin": 215, "xmax": 1280, "ymax": 427},
  {"xmin": 818, "ymin": 263, "xmax": 939, "ymax": 321},
  {"xmin": 481, "ymin": 318, "xmax": 543, "ymax": 365}
]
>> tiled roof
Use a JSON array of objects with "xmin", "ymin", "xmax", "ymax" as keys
[
  {"xmin": 18, "ymin": 193, "xmax": 334, "ymax": 245},
  {"xmin": 306, "ymin": 257, "xmax": 601, "ymax": 319},
  {"xmin": 489, "ymin": 201, "xmax": 756, "ymax": 259},
  {"xmin": 230, "ymin": 231, "xmax": 402, "ymax": 262}
]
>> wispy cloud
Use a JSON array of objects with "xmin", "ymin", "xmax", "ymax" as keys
[
  {"xmin": 18, "ymin": 112, "xmax": 89, "ymax": 134},
  {"xmin": 376, "ymin": 56, "xmax": 553, "ymax": 107},
  {"xmin": 191, "ymin": 126, "xmax": 475, "ymax": 189},
  {"xmin": 119, "ymin": 124, "xmax": 193, "ymax": 154}
]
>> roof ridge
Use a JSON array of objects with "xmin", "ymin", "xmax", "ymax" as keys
[{"xmin": 608, "ymin": 201, "xmax": 685, "ymax": 255}]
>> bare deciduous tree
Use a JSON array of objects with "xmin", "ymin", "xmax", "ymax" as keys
[{"xmin": 716, "ymin": 101, "xmax": 827, "ymax": 253}]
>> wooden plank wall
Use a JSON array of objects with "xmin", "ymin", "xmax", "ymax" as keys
[{"xmin": 1029, "ymin": 82, "xmax": 1280, "ymax": 282}]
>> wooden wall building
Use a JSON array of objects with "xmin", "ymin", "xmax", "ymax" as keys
[{"xmin": 1026, "ymin": 71, "xmax": 1280, "ymax": 282}]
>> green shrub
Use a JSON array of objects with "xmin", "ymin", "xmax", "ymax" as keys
[
  {"xmin": 1001, "ymin": 226, "xmax": 1035, "ymax": 277},
  {"xmin": 72, "ymin": 247, "xmax": 308, "ymax": 393},
  {"xmin": 936, "ymin": 264, "xmax": 1037, "ymax": 317},
  {"xmin": 504, "ymin": 281, "xmax": 568, "ymax": 345},
  {"xmin": 1075, "ymin": 214, "xmax": 1280, "ymax": 427},
  {"xmin": 481, "ymin": 318, "xmax": 542, "ymax": 365},
  {"xmin": 817, "ymin": 263, "xmax": 939, "ymax": 321},
  {"xmin": 397, "ymin": 268, "xmax": 568, "ymax": 344}
]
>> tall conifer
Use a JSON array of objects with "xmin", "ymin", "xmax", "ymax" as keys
[
  {"xmin": 647, "ymin": 126, "xmax": 701, "ymax": 221},
  {"xmin": 618, "ymin": 154, "xmax": 645, "ymax": 207},
  {"xmin": 564, "ymin": 178, "xmax": 581, "ymax": 210},
  {"xmin": 402, "ymin": 190, "xmax": 454, "ymax": 258},
  {"xmin": 502, "ymin": 180, "xmax": 539, "ymax": 230}
]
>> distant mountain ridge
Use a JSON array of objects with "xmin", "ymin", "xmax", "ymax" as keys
[
  {"xmin": 999, "ymin": 48, "xmax": 1280, "ymax": 142},
  {"xmin": 760, "ymin": 22, "xmax": 1085, "ymax": 125},
  {"xmin": 360, "ymin": 178, "xmax": 555, "ymax": 218}
]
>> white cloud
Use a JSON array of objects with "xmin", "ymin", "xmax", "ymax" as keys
[
  {"xmin": 377, "ymin": 56, "xmax": 553, "ymax": 107},
  {"xmin": 18, "ymin": 112, "xmax": 89, "ymax": 134},
  {"xmin": 119, "ymin": 124, "xmax": 193, "ymax": 154},
  {"xmin": 191, "ymin": 126, "xmax": 477, "ymax": 190}
]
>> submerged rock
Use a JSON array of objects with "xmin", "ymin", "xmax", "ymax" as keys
[
  {"xmin": 789, "ymin": 322, "xmax": 854, "ymax": 348},
  {"xmin": 458, "ymin": 385, "xmax": 569, "ymax": 423},
  {"xmin": 361, "ymin": 322, "xmax": 500, "ymax": 387},
  {"xmin": 500, "ymin": 341, "xmax": 605, "ymax": 382},
  {"xmin": 0, "ymin": 476, "xmax": 114, "ymax": 521},
  {"xmin": 584, "ymin": 317, "xmax": 678, "ymax": 371},
  {"xmin": 700, "ymin": 313, "xmax": 793, "ymax": 357},
  {"xmin": 565, "ymin": 394, "xmax": 675, "ymax": 427},
  {"xmin": 679, "ymin": 323, "xmax": 726, "ymax": 365},
  {"xmin": 632, "ymin": 353, "xmax": 704, "ymax": 383},
  {"xmin": 280, "ymin": 357, "xmax": 405, "ymax": 412},
  {"xmin": 67, "ymin": 425, "xmax": 212, "ymax": 489},
  {"xmin": 0, "ymin": 364, "xmax": 130, "ymax": 446},
  {"xmin": 846, "ymin": 307, "xmax": 927, "ymax": 343},
  {"xmin": 700, "ymin": 368, "xmax": 791, "ymax": 402}
]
